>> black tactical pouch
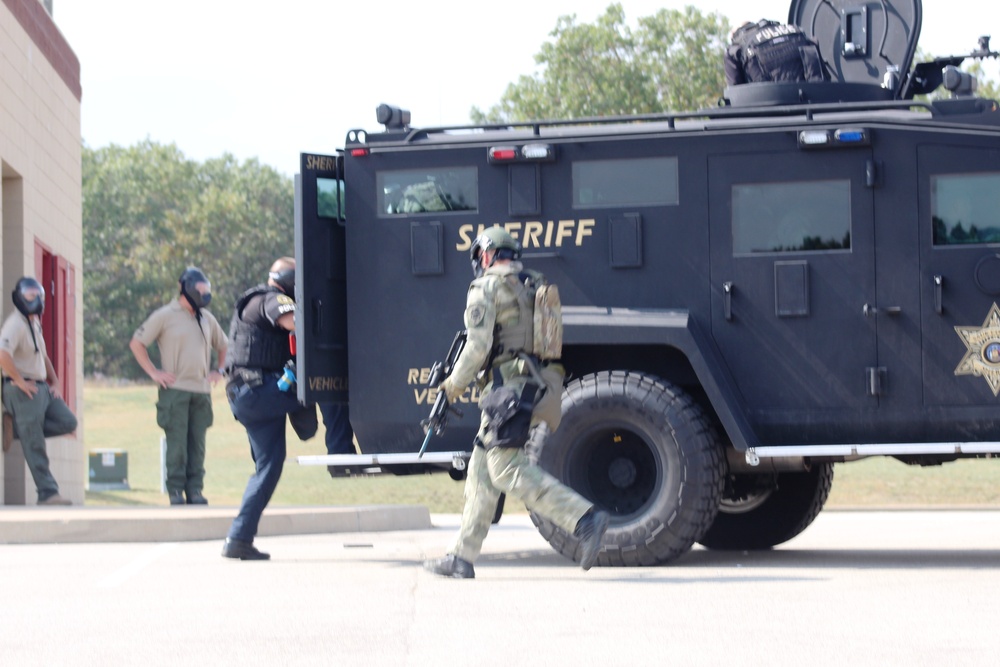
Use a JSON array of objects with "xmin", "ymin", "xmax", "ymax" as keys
[
  {"xmin": 289, "ymin": 404, "xmax": 318, "ymax": 441},
  {"xmin": 480, "ymin": 384, "xmax": 538, "ymax": 449}
]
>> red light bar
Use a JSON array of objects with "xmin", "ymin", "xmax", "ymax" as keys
[
  {"xmin": 350, "ymin": 147, "xmax": 370, "ymax": 157},
  {"xmin": 488, "ymin": 147, "xmax": 518, "ymax": 162}
]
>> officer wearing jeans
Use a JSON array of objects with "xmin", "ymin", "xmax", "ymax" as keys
[
  {"xmin": 423, "ymin": 228, "xmax": 609, "ymax": 579},
  {"xmin": 222, "ymin": 257, "xmax": 318, "ymax": 560},
  {"xmin": 320, "ymin": 402, "xmax": 354, "ymax": 454}
]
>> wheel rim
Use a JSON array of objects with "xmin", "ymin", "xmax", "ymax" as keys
[
  {"xmin": 718, "ymin": 475, "xmax": 775, "ymax": 514},
  {"xmin": 565, "ymin": 424, "xmax": 661, "ymax": 520}
]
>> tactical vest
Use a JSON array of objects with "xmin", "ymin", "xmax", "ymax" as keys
[
  {"xmin": 226, "ymin": 285, "xmax": 292, "ymax": 372},
  {"xmin": 731, "ymin": 20, "xmax": 825, "ymax": 84},
  {"xmin": 493, "ymin": 270, "xmax": 562, "ymax": 364}
]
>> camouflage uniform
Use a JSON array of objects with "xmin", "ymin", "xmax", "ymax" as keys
[{"xmin": 439, "ymin": 260, "xmax": 593, "ymax": 564}]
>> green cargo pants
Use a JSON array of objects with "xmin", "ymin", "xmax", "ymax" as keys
[
  {"xmin": 2, "ymin": 381, "xmax": 77, "ymax": 502},
  {"xmin": 156, "ymin": 387, "xmax": 213, "ymax": 496}
]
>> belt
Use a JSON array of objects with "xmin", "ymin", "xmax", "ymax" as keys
[
  {"xmin": 2, "ymin": 377, "xmax": 43, "ymax": 383},
  {"xmin": 227, "ymin": 368, "xmax": 280, "ymax": 389}
]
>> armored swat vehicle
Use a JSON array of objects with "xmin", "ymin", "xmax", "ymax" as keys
[{"xmin": 294, "ymin": 0, "xmax": 1000, "ymax": 565}]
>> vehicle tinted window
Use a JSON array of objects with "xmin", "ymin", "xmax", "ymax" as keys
[
  {"xmin": 573, "ymin": 157, "xmax": 679, "ymax": 208},
  {"xmin": 732, "ymin": 180, "xmax": 851, "ymax": 255},
  {"xmin": 317, "ymin": 178, "xmax": 344, "ymax": 219},
  {"xmin": 378, "ymin": 167, "xmax": 477, "ymax": 216},
  {"xmin": 932, "ymin": 173, "xmax": 1000, "ymax": 245}
]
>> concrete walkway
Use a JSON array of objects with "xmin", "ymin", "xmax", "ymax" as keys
[{"xmin": 0, "ymin": 504, "xmax": 431, "ymax": 544}]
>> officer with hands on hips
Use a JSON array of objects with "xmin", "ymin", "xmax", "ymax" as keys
[
  {"xmin": 130, "ymin": 267, "xmax": 227, "ymax": 506},
  {"xmin": 423, "ymin": 227, "xmax": 610, "ymax": 579},
  {"xmin": 221, "ymin": 256, "xmax": 318, "ymax": 560}
]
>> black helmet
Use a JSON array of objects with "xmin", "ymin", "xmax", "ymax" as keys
[
  {"xmin": 269, "ymin": 267, "xmax": 295, "ymax": 295},
  {"xmin": 12, "ymin": 277, "xmax": 44, "ymax": 317},
  {"xmin": 179, "ymin": 267, "xmax": 212, "ymax": 311},
  {"xmin": 470, "ymin": 227, "xmax": 521, "ymax": 277}
]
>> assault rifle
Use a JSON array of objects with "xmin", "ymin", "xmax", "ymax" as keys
[{"xmin": 418, "ymin": 330, "xmax": 467, "ymax": 457}]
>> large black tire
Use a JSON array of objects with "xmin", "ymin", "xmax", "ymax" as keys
[
  {"xmin": 697, "ymin": 463, "xmax": 834, "ymax": 550},
  {"xmin": 529, "ymin": 371, "xmax": 725, "ymax": 566}
]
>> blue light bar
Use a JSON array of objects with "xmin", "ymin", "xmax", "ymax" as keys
[{"xmin": 834, "ymin": 128, "xmax": 868, "ymax": 143}]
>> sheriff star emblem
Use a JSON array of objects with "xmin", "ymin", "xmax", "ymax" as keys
[{"xmin": 954, "ymin": 302, "xmax": 1000, "ymax": 396}]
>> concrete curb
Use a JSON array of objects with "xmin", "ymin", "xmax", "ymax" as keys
[{"xmin": 0, "ymin": 504, "xmax": 431, "ymax": 544}]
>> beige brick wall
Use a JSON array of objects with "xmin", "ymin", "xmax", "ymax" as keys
[{"xmin": 1, "ymin": 0, "xmax": 83, "ymax": 505}]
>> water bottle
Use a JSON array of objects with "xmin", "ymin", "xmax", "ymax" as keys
[{"xmin": 277, "ymin": 364, "xmax": 296, "ymax": 392}]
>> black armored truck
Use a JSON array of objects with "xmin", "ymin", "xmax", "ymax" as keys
[{"xmin": 294, "ymin": 0, "xmax": 1000, "ymax": 565}]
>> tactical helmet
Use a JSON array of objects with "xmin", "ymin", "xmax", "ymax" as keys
[
  {"xmin": 12, "ymin": 277, "xmax": 44, "ymax": 317},
  {"xmin": 269, "ymin": 267, "xmax": 295, "ymax": 295},
  {"xmin": 179, "ymin": 267, "xmax": 212, "ymax": 310},
  {"xmin": 470, "ymin": 227, "xmax": 521, "ymax": 277}
]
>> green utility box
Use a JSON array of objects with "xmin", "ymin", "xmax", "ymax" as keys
[{"xmin": 88, "ymin": 449, "xmax": 130, "ymax": 490}]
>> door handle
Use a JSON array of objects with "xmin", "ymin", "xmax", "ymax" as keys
[
  {"xmin": 311, "ymin": 298, "xmax": 323, "ymax": 335},
  {"xmin": 864, "ymin": 304, "xmax": 902, "ymax": 317}
]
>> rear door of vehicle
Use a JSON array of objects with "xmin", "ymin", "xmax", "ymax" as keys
[{"xmin": 295, "ymin": 152, "xmax": 349, "ymax": 405}]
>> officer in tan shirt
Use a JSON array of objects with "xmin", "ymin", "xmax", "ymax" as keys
[
  {"xmin": 0, "ymin": 277, "xmax": 78, "ymax": 505},
  {"xmin": 130, "ymin": 268, "xmax": 227, "ymax": 505}
]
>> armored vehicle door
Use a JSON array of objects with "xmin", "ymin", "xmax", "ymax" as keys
[
  {"xmin": 294, "ymin": 152, "xmax": 349, "ymax": 404},
  {"xmin": 709, "ymin": 142, "xmax": 876, "ymax": 438},
  {"xmin": 918, "ymin": 144, "xmax": 1000, "ymax": 405}
]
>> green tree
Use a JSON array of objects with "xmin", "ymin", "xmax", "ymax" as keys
[
  {"xmin": 965, "ymin": 60, "xmax": 1000, "ymax": 101},
  {"xmin": 83, "ymin": 141, "xmax": 294, "ymax": 378},
  {"xmin": 471, "ymin": 3, "xmax": 730, "ymax": 123}
]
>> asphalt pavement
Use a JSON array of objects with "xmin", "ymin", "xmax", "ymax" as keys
[{"xmin": 2, "ymin": 510, "xmax": 999, "ymax": 666}]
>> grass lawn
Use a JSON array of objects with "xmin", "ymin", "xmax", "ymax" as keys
[
  {"xmin": 82, "ymin": 381, "xmax": 1000, "ymax": 510},
  {"xmin": 83, "ymin": 381, "xmax": 467, "ymax": 512}
]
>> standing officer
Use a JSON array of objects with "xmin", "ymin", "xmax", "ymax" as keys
[
  {"xmin": 130, "ymin": 267, "xmax": 227, "ymax": 505},
  {"xmin": 222, "ymin": 257, "xmax": 317, "ymax": 560},
  {"xmin": 423, "ymin": 227, "xmax": 609, "ymax": 579},
  {"xmin": 0, "ymin": 277, "xmax": 78, "ymax": 505}
]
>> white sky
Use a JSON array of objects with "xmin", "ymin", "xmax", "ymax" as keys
[{"xmin": 55, "ymin": 0, "xmax": 1000, "ymax": 177}]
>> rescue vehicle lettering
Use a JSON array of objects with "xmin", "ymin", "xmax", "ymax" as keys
[
  {"xmin": 407, "ymin": 367, "xmax": 433, "ymax": 385},
  {"xmin": 409, "ymin": 368, "xmax": 479, "ymax": 403},
  {"xmin": 412, "ymin": 386, "xmax": 478, "ymax": 405}
]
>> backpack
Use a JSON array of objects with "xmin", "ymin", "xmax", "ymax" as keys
[
  {"xmin": 532, "ymin": 282, "xmax": 562, "ymax": 361},
  {"xmin": 497, "ymin": 271, "xmax": 564, "ymax": 363}
]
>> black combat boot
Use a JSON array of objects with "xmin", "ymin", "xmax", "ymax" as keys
[
  {"xmin": 423, "ymin": 554, "xmax": 475, "ymax": 579},
  {"xmin": 221, "ymin": 537, "xmax": 270, "ymax": 561},
  {"xmin": 575, "ymin": 508, "xmax": 610, "ymax": 571},
  {"xmin": 186, "ymin": 491, "xmax": 208, "ymax": 505}
]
